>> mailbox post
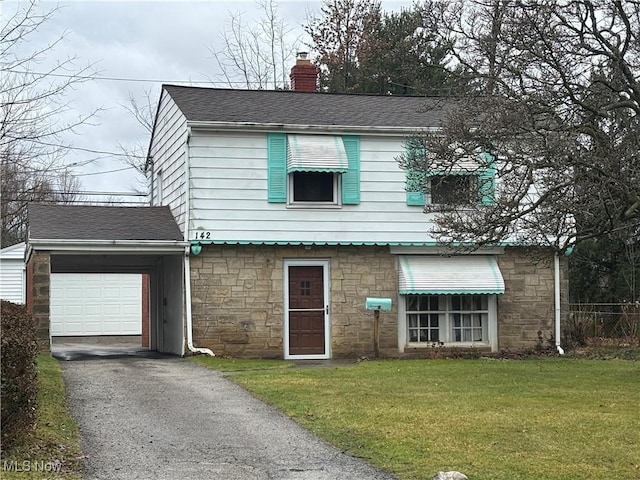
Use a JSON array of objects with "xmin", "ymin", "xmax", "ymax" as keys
[{"xmin": 365, "ymin": 298, "xmax": 392, "ymax": 358}]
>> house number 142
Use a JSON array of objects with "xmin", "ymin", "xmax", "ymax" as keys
[{"xmin": 194, "ymin": 231, "xmax": 212, "ymax": 240}]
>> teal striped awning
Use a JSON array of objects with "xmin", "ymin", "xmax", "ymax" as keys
[
  {"xmin": 398, "ymin": 255, "xmax": 505, "ymax": 295},
  {"xmin": 287, "ymin": 135, "xmax": 349, "ymax": 173}
]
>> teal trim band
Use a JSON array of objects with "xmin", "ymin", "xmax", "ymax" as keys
[
  {"xmin": 399, "ymin": 289, "xmax": 505, "ymax": 295},
  {"xmin": 189, "ymin": 239, "xmax": 550, "ymax": 248},
  {"xmin": 287, "ymin": 167, "xmax": 348, "ymax": 173}
]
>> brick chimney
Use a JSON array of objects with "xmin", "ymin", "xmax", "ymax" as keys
[{"xmin": 290, "ymin": 52, "xmax": 318, "ymax": 92}]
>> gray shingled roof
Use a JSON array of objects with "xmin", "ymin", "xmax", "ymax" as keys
[
  {"xmin": 163, "ymin": 85, "xmax": 456, "ymax": 128},
  {"xmin": 27, "ymin": 204, "xmax": 183, "ymax": 241}
]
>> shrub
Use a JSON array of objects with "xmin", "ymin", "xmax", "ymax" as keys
[{"xmin": 1, "ymin": 300, "xmax": 38, "ymax": 451}]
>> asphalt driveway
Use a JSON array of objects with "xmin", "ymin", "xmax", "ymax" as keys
[{"xmin": 61, "ymin": 356, "xmax": 398, "ymax": 480}]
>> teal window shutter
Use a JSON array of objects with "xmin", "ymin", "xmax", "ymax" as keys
[
  {"xmin": 267, "ymin": 133, "xmax": 287, "ymax": 203},
  {"xmin": 479, "ymin": 152, "xmax": 496, "ymax": 206},
  {"xmin": 406, "ymin": 190, "xmax": 426, "ymax": 206},
  {"xmin": 341, "ymin": 135, "xmax": 360, "ymax": 204},
  {"xmin": 406, "ymin": 167, "xmax": 426, "ymax": 206},
  {"xmin": 405, "ymin": 140, "xmax": 426, "ymax": 206}
]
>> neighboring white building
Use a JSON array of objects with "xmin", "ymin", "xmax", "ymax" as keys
[{"xmin": 0, "ymin": 242, "xmax": 26, "ymax": 304}]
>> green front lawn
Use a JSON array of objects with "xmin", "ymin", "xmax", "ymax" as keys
[
  {"xmin": 222, "ymin": 358, "xmax": 639, "ymax": 480},
  {"xmin": 1, "ymin": 355, "xmax": 82, "ymax": 479},
  {"xmin": 191, "ymin": 355, "xmax": 293, "ymax": 372}
]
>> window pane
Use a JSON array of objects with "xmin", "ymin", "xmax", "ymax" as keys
[
  {"xmin": 462, "ymin": 314, "xmax": 471, "ymax": 328},
  {"xmin": 409, "ymin": 329, "xmax": 418, "ymax": 342},
  {"xmin": 293, "ymin": 172, "xmax": 334, "ymax": 202},
  {"xmin": 430, "ymin": 314, "xmax": 439, "ymax": 328},
  {"xmin": 419, "ymin": 330, "xmax": 431, "ymax": 342},
  {"xmin": 431, "ymin": 329, "xmax": 439, "ymax": 342},
  {"xmin": 472, "ymin": 295, "xmax": 488, "ymax": 310},
  {"xmin": 481, "ymin": 296, "xmax": 488, "ymax": 309},
  {"xmin": 451, "ymin": 296, "xmax": 461, "ymax": 310},
  {"xmin": 420, "ymin": 314, "xmax": 430, "ymax": 327},
  {"xmin": 473, "ymin": 328, "xmax": 483, "ymax": 341},
  {"xmin": 408, "ymin": 314, "xmax": 418, "ymax": 328},
  {"xmin": 407, "ymin": 295, "xmax": 418, "ymax": 311},
  {"xmin": 429, "ymin": 296, "xmax": 440, "ymax": 311},
  {"xmin": 430, "ymin": 175, "xmax": 474, "ymax": 205},
  {"xmin": 453, "ymin": 313, "xmax": 461, "ymax": 328}
]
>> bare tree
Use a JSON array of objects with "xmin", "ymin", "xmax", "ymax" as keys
[
  {"xmin": 116, "ymin": 89, "xmax": 156, "ymax": 194},
  {"xmin": 1, "ymin": 0, "xmax": 94, "ymax": 245},
  {"xmin": 208, "ymin": 0, "xmax": 301, "ymax": 89},
  {"xmin": 398, "ymin": 1, "xmax": 640, "ymax": 254}
]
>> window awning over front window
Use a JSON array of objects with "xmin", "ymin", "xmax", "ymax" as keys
[
  {"xmin": 398, "ymin": 255, "xmax": 505, "ymax": 295},
  {"xmin": 286, "ymin": 135, "xmax": 349, "ymax": 173}
]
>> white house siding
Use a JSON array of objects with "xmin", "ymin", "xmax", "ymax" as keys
[
  {"xmin": 149, "ymin": 91, "xmax": 188, "ymax": 234},
  {"xmin": 0, "ymin": 243, "xmax": 25, "ymax": 303},
  {"xmin": 188, "ymin": 131, "xmax": 438, "ymax": 244}
]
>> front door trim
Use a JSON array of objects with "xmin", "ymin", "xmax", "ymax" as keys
[{"xmin": 283, "ymin": 259, "xmax": 330, "ymax": 360}]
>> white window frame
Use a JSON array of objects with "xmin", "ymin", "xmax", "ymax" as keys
[
  {"xmin": 398, "ymin": 294, "xmax": 498, "ymax": 352},
  {"xmin": 287, "ymin": 172, "xmax": 342, "ymax": 208}
]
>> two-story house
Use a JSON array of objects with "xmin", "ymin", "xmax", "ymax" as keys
[{"xmin": 147, "ymin": 56, "xmax": 568, "ymax": 359}]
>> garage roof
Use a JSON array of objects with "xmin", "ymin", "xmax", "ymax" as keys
[{"xmin": 28, "ymin": 204, "xmax": 183, "ymax": 241}]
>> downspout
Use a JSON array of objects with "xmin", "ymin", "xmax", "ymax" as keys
[
  {"xmin": 183, "ymin": 126, "xmax": 214, "ymax": 356},
  {"xmin": 554, "ymin": 252, "xmax": 564, "ymax": 355},
  {"xmin": 185, "ymin": 252, "xmax": 214, "ymax": 356}
]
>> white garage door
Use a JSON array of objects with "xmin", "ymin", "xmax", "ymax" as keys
[{"xmin": 50, "ymin": 273, "xmax": 142, "ymax": 336}]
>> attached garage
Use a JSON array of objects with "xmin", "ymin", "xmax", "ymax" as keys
[
  {"xmin": 50, "ymin": 273, "xmax": 143, "ymax": 336},
  {"xmin": 1, "ymin": 243, "xmax": 147, "ymax": 340},
  {"xmin": 26, "ymin": 203, "xmax": 189, "ymax": 355}
]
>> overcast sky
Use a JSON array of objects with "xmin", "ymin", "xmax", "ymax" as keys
[{"xmin": 4, "ymin": 0, "xmax": 411, "ymax": 203}]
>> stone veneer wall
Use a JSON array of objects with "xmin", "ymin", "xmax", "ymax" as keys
[
  {"xmin": 497, "ymin": 248, "xmax": 569, "ymax": 350},
  {"xmin": 189, "ymin": 244, "xmax": 398, "ymax": 358},
  {"xmin": 190, "ymin": 245, "xmax": 568, "ymax": 357},
  {"xmin": 26, "ymin": 251, "xmax": 51, "ymax": 352}
]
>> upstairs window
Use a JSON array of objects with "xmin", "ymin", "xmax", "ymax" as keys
[
  {"xmin": 267, "ymin": 133, "xmax": 360, "ymax": 206},
  {"xmin": 403, "ymin": 142, "xmax": 496, "ymax": 207},
  {"xmin": 428, "ymin": 175, "xmax": 476, "ymax": 205},
  {"xmin": 291, "ymin": 172, "xmax": 338, "ymax": 204}
]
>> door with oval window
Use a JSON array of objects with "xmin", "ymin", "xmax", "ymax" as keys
[{"xmin": 285, "ymin": 261, "xmax": 329, "ymax": 359}]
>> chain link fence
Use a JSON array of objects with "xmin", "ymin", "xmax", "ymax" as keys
[{"xmin": 566, "ymin": 303, "xmax": 640, "ymax": 346}]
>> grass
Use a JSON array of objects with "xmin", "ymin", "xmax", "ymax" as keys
[
  {"xmin": 1, "ymin": 355, "xmax": 82, "ymax": 479},
  {"xmin": 190, "ymin": 355, "xmax": 293, "ymax": 372},
  {"xmin": 205, "ymin": 358, "xmax": 640, "ymax": 480}
]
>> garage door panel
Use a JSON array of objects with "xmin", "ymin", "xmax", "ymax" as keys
[{"xmin": 51, "ymin": 273, "xmax": 142, "ymax": 336}]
